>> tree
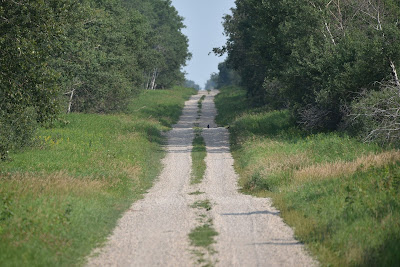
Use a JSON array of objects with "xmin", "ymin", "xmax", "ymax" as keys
[
  {"xmin": 184, "ymin": 79, "xmax": 201, "ymax": 90},
  {"xmin": 216, "ymin": 60, "xmax": 241, "ymax": 88},
  {"xmin": 217, "ymin": 0, "xmax": 400, "ymax": 134},
  {"xmin": 205, "ymin": 73, "xmax": 218, "ymax": 90},
  {"xmin": 0, "ymin": 0, "xmax": 191, "ymax": 157},
  {"xmin": 125, "ymin": 0, "xmax": 191, "ymax": 90},
  {"xmin": 0, "ymin": 0, "xmax": 81, "ymax": 158}
]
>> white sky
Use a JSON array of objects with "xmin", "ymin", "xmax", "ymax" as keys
[{"xmin": 171, "ymin": 0, "xmax": 235, "ymax": 89}]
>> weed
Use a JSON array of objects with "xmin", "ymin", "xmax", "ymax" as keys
[
  {"xmin": 191, "ymin": 200, "xmax": 212, "ymax": 211},
  {"xmin": 189, "ymin": 223, "xmax": 218, "ymax": 249},
  {"xmin": 189, "ymin": 216, "xmax": 218, "ymax": 266},
  {"xmin": 188, "ymin": 191, "xmax": 205, "ymax": 196}
]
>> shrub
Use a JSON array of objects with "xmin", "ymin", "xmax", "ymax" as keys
[
  {"xmin": 347, "ymin": 81, "xmax": 400, "ymax": 146},
  {"xmin": 0, "ymin": 107, "xmax": 38, "ymax": 160}
]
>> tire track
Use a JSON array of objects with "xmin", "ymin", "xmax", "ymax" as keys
[
  {"xmin": 198, "ymin": 90, "xmax": 317, "ymax": 266},
  {"xmin": 87, "ymin": 94, "xmax": 201, "ymax": 267}
]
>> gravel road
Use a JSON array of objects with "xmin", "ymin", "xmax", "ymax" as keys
[{"xmin": 87, "ymin": 90, "xmax": 317, "ymax": 267}]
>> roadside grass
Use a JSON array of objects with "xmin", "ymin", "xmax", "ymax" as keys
[
  {"xmin": 191, "ymin": 127, "xmax": 206, "ymax": 184},
  {"xmin": 214, "ymin": 85, "xmax": 250, "ymax": 127},
  {"xmin": 0, "ymin": 86, "xmax": 195, "ymax": 266},
  {"xmin": 215, "ymin": 86, "xmax": 400, "ymax": 266}
]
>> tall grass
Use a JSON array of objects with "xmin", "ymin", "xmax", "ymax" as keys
[
  {"xmin": 0, "ymin": 86, "xmax": 195, "ymax": 266},
  {"xmin": 215, "ymin": 86, "xmax": 400, "ymax": 266}
]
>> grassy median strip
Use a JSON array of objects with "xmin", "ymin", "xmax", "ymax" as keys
[
  {"xmin": 197, "ymin": 95, "xmax": 206, "ymax": 119},
  {"xmin": 189, "ymin": 198, "xmax": 218, "ymax": 266},
  {"xmin": 189, "ymin": 222, "xmax": 218, "ymax": 249},
  {"xmin": 215, "ymin": 86, "xmax": 400, "ymax": 266},
  {"xmin": 0, "ymin": 87, "xmax": 195, "ymax": 267},
  {"xmin": 188, "ymin": 191, "xmax": 205, "ymax": 196},
  {"xmin": 198, "ymin": 95, "xmax": 206, "ymax": 110},
  {"xmin": 191, "ymin": 200, "xmax": 212, "ymax": 211},
  {"xmin": 191, "ymin": 127, "xmax": 207, "ymax": 184}
]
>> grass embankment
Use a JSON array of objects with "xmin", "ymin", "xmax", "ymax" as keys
[
  {"xmin": 0, "ymin": 86, "xmax": 195, "ymax": 266},
  {"xmin": 215, "ymin": 86, "xmax": 400, "ymax": 266}
]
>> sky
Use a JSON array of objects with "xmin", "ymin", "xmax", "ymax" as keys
[{"xmin": 171, "ymin": 0, "xmax": 235, "ymax": 89}]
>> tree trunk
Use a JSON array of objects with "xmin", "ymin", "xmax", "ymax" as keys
[
  {"xmin": 150, "ymin": 68, "xmax": 158, "ymax": 90},
  {"xmin": 67, "ymin": 89, "xmax": 75, "ymax": 114},
  {"xmin": 145, "ymin": 72, "xmax": 151, "ymax": 90},
  {"xmin": 390, "ymin": 60, "xmax": 400, "ymax": 88}
]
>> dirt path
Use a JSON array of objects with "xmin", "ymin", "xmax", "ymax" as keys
[
  {"xmin": 87, "ymin": 90, "xmax": 316, "ymax": 266},
  {"xmin": 198, "ymin": 90, "xmax": 316, "ymax": 266}
]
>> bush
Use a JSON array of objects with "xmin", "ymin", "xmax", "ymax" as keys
[
  {"xmin": 0, "ymin": 108, "xmax": 38, "ymax": 160},
  {"xmin": 347, "ymin": 81, "xmax": 400, "ymax": 146}
]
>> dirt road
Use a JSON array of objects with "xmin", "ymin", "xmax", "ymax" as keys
[{"xmin": 87, "ymin": 90, "xmax": 316, "ymax": 266}]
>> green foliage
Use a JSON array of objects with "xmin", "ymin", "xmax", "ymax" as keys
[
  {"xmin": 0, "ymin": 87, "xmax": 194, "ymax": 266},
  {"xmin": 1, "ymin": 0, "xmax": 191, "ymax": 156},
  {"xmin": 218, "ymin": 0, "xmax": 400, "ymax": 136},
  {"xmin": 0, "ymin": 107, "xmax": 38, "ymax": 161},
  {"xmin": 185, "ymin": 80, "xmax": 201, "ymax": 90},
  {"xmin": 0, "ymin": 0, "xmax": 73, "ymax": 122},
  {"xmin": 214, "ymin": 60, "xmax": 241, "ymax": 89},
  {"xmin": 205, "ymin": 73, "xmax": 218, "ymax": 90},
  {"xmin": 56, "ymin": 0, "xmax": 191, "ymax": 112},
  {"xmin": 214, "ymin": 86, "xmax": 249, "ymax": 126},
  {"xmin": 55, "ymin": 0, "xmax": 148, "ymax": 113},
  {"xmin": 215, "ymin": 85, "xmax": 400, "ymax": 266},
  {"xmin": 0, "ymin": 0, "xmax": 78, "ymax": 158},
  {"xmin": 125, "ymin": 0, "xmax": 191, "ymax": 89},
  {"xmin": 347, "ymin": 82, "xmax": 400, "ymax": 146}
]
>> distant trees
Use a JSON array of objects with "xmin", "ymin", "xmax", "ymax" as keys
[
  {"xmin": 216, "ymin": 0, "xmax": 400, "ymax": 144},
  {"xmin": 205, "ymin": 60, "xmax": 241, "ymax": 90},
  {"xmin": 205, "ymin": 74, "xmax": 218, "ymax": 90},
  {"xmin": 0, "ymin": 0, "xmax": 190, "ymax": 158},
  {"xmin": 126, "ymin": 0, "xmax": 191, "ymax": 90},
  {"xmin": 184, "ymin": 80, "xmax": 201, "ymax": 90}
]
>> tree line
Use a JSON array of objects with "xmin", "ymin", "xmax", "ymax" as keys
[
  {"xmin": 213, "ymin": 0, "xmax": 400, "ymax": 145},
  {"xmin": 0, "ymin": 0, "xmax": 190, "ymax": 158}
]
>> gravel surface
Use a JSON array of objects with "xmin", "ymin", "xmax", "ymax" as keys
[
  {"xmin": 86, "ymin": 90, "xmax": 317, "ymax": 267},
  {"xmin": 199, "ymin": 90, "xmax": 317, "ymax": 266}
]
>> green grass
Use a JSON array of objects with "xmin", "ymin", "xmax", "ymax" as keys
[
  {"xmin": 197, "ymin": 95, "xmax": 206, "ymax": 115},
  {"xmin": 214, "ymin": 85, "xmax": 250, "ymax": 127},
  {"xmin": 0, "ymin": 86, "xmax": 195, "ymax": 267},
  {"xmin": 191, "ymin": 127, "xmax": 207, "ymax": 184},
  {"xmin": 188, "ymin": 191, "xmax": 205, "ymax": 196},
  {"xmin": 191, "ymin": 200, "xmax": 212, "ymax": 211},
  {"xmin": 189, "ymin": 223, "xmax": 218, "ymax": 249},
  {"xmin": 215, "ymin": 86, "xmax": 400, "ymax": 266}
]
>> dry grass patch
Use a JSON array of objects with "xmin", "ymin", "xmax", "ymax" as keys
[
  {"xmin": 294, "ymin": 150, "xmax": 400, "ymax": 183},
  {"xmin": 0, "ymin": 172, "xmax": 106, "ymax": 197},
  {"xmin": 256, "ymin": 152, "xmax": 310, "ymax": 175}
]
